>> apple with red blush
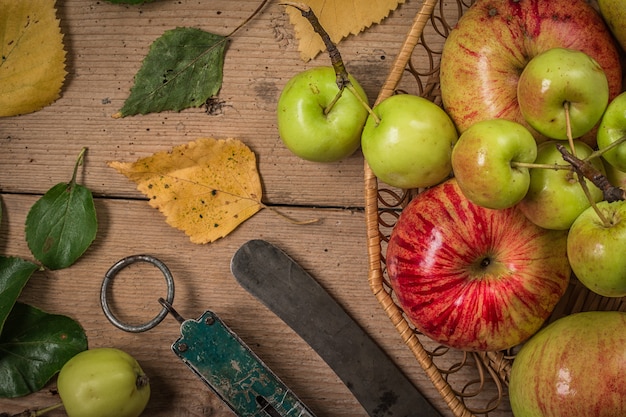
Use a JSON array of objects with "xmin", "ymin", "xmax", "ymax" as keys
[
  {"xmin": 440, "ymin": 0, "xmax": 623, "ymax": 146},
  {"xmin": 510, "ymin": 311, "xmax": 626, "ymax": 417},
  {"xmin": 386, "ymin": 178, "xmax": 570, "ymax": 352}
]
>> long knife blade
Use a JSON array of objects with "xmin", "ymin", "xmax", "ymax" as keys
[{"xmin": 230, "ymin": 239, "xmax": 442, "ymax": 417}]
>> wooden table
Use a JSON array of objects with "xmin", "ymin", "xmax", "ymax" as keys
[{"xmin": 1, "ymin": 1, "xmax": 507, "ymax": 416}]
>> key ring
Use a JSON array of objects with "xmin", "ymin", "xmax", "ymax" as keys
[{"xmin": 101, "ymin": 254, "xmax": 175, "ymax": 333}]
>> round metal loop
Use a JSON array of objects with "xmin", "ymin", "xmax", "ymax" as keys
[{"xmin": 101, "ymin": 254, "xmax": 175, "ymax": 333}]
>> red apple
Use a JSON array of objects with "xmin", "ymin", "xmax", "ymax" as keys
[
  {"xmin": 440, "ymin": 0, "xmax": 623, "ymax": 146},
  {"xmin": 509, "ymin": 311, "xmax": 626, "ymax": 417},
  {"xmin": 386, "ymin": 178, "xmax": 570, "ymax": 352}
]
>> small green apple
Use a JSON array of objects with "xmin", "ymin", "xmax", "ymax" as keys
[
  {"xmin": 597, "ymin": 91, "xmax": 626, "ymax": 172},
  {"xmin": 598, "ymin": 0, "xmax": 626, "ymax": 52},
  {"xmin": 57, "ymin": 347, "xmax": 150, "ymax": 417},
  {"xmin": 517, "ymin": 48, "xmax": 609, "ymax": 140},
  {"xmin": 276, "ymin": 66, "xmax": 369, "ymax": 162},
  {"xmin": 451, "ymin": 119, "xmax": 537, "ymax": 209},
  {"xmin": 518, "ymin": 140, "xmax": 605, "ymax": 230},
  {"xmin": 361, "ymin": 94, "xmax": 458, "ymax": 189},
  {"xmin": 567, "ymin": 200, "xmax": 626, "ymax": 297}
]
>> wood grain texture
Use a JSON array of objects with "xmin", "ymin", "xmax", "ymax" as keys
[
  {"xmin": 0, "ymin": 194, "xmax": 448, "ymax": 416},
  {"xmin": 0, "ymin": 1, "xmax": 470, "ymax": 416}
]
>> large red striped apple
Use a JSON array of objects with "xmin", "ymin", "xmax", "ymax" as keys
[
  {"xmin": 440, "ymin": 0, "xmax": 623, "ymax": 145},
  {"xmin": 386, "ymin": 178, "xmax": 570, "ymax": 351},
  {"xmin": 509, "ymin": 311, "xmax": 626, "ymax": 417}
]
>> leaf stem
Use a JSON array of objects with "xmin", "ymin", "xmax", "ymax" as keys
[
  {"xmin": 69, "ymin": 147, "xmax": 87, "ymax": 188},
  {"xmin": 6, "ymin": 402, "xmax": 64, "ymax": 417},
  {"xmin": 263, "ymin": 204, "xmax": 320, "ymax": 225},
  {"xmin": 226, "ymin": 0, "xmax": 272, "ymax": 38}
]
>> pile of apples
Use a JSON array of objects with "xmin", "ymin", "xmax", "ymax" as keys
[{"xmin": 277, "ymin": 0, "xmax": 626, "ymax": 416}]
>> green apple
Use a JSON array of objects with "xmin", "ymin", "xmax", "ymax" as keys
[
  {"xmin": 361, "ymin": 94, "xmax": 458, "ymax": 189},
  {"xmin": 597, "ymin": 91, "xmax": 626, "ymax": 172},
  {"xmin": 276, "ymin": 66, "xmax": 369, "ymax": 162},
  {"xmin": 598, "ymin": 0, "xmax": 626, "ymax": 52},
  {"xmin": 58, "ymin": 348, "xmax": 150, "ymax": 417},
  {"xmin": 517, "ymin": 48, "xmax": 609, "ymax": 140},
  {"xmin": 451, "ymin": 119, "xmax": 537, "ymax": 209},
  {"xmin": 510, "ymin": 311, "xmax": 626, "ymax": 417},
  {"xmin": 604, "ymin": 157, "xmax": 626, "ymax": 188},
  {"xmin": 567, "ymin": 200, "xmax": 626, "ymax": 297},
  {"xmin": 518, "ymin": 140, "xmax": 605, "ymax": 230}
]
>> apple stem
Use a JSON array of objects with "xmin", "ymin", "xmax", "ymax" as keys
[
  {"xmin": 577, "ymin": 176, "xmax": 612, "ymax": 226},
  {"xmin": 584, "ymin": 135, "xmax": 626, "ymax": 161},
  {"xmin": 556, "ymin": 144, "xmax": 626, "ymax": 203},
  {"xmin": 563, "ymin": 101, "xmax": 577, "ymax": 156},
  {"xmin": 510, "ymin": 161, "xmax": 570, "ymax": 171},
  {"xmin": 324, "ymin": 88, "xmax": 344, "ymax": 116},
  {"xmin": 347, "ymin": 84, "xmax": 380, "ymax": 124},
  {"xmin": 280, "ymin": 1, "xmax": 380, "ymax": 124}
]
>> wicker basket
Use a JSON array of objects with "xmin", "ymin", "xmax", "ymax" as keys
[{"xmin": 364, "ymin": 1, "xmax": 626, "ymax": 416}]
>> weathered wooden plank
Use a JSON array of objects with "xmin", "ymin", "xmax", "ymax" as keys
[{"xmin": 0, "ymin": 193, "xmax": 450, "ymax": 417}]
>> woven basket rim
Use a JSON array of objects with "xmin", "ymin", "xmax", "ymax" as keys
[{"xmin": 364, "ymin": 1, "xmax": 479, "ymax": 416}]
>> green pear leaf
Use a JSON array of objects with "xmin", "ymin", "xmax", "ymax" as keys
[
  {"xmin": 0, "ymin": 257, "xmax": 39, "ymax": 335},
  {"xmin": 0, "ymin": 302, "xmax": 87, "ymax": 398},
  {"xmin": 117, "ymin": 27, "xmax": 227, "ymax": 117},
  {"xmin": 25, "ymin": 149, "xmax": 97, "ymax": 270},
  {"xmin": 25, "ymin": 181, "xmax": 97, "ymax": 270}
]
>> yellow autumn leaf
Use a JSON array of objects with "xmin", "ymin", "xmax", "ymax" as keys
[
  {"xmin": 0, "ymin": 0, "xmax": 67, "ymax": 117},
  {"xmin": 285, "ymin": 0, "xmax": 406, "ymax": 61},
  {"xmin": 109, "ymin": 138, "xmax": 263, "ymax": 244}
]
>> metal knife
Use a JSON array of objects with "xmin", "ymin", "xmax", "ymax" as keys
[{"xmin": 230, "ymin": 239, "xmax": 442, "ymax": 417}]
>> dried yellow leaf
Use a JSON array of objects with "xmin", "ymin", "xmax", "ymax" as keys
[
  {"xmin": 286, "ymin": 0, "xmax": 406, "ymax": 61},
  {"xmin": 0, "ymin": 0, "xmax": 67, "ymax": 116},
  {"xmin": 109, "ymin": 138, "xmax": 263, "ymax": 244}
]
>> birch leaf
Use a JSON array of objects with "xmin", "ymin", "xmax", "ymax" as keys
[
  {"xmin": 286, "ymin": 0, "xmax": 406, "ymax": 62},
  {"xmin": 0, "ymin": 0, "xmax": 67, "ymax": 117},
  {"xmin": 109, "ymin": 138, "xmax": 263, "ymax": 244},
  {"xmin": 116, "ymin": 27, "xmax": 227, "ymax": 117}
]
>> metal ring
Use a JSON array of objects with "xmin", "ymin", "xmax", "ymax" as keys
[{"xmin": 101, "ymin": 254, "xmax": 175, "ymax": 333}]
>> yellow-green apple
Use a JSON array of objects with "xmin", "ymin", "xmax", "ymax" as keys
[
  {"xmin": 440, "ymin": 0, "xmax": 623, "ymax": 146},
  {"xmin": 597, "ymin": 91, "xmax": 626, "ymax": 172},
  {"xmin": 361, "ymin": 94, "xmax": 458, "ymax": 189},
  {"xmin": 567, "ymin": 200, "xmax": 626, "ymax": 297},
  {"xmin": 518, "ymin": 140, "xmax": 605, "ymax": 230},
  {"xmin": 517, "ymin": 48, "xmax": 609, "ymax": 140},
  {"xmin": 57, "ymin": 347, "xmax": 150, "ymax": 417},
  {"xmin": 276, "ymin": 66, "xmax": 369, "ymax": 162},
  {"xmin": 598, "ymin": 0, "xmax": 626, "ymax": 52},
  {"xmin": 451, "ymin": 119, "xmax": 537, "ymax": 209},
  {"xmin": 386, "ymin": 178, "xmax": 570, "ymax": 352},
  {"xmin": 510, "ymin": 311, "xmax": 626, "ymax": 417}
]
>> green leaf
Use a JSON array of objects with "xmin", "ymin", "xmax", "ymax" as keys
[
  {"xmin": 117, "ymin": 27, "xmax": 227, "ymax": 117},
  {"xmin": 0, "ymin": 257, "xmax": 39, "ymax": 335},
  {"xmin": 25, "ymin": 182, "xmax": 97, "ymax": 270},
  {"xmin": 0, "ymin": 302, "xmax": 87, "ymax": 398}
]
